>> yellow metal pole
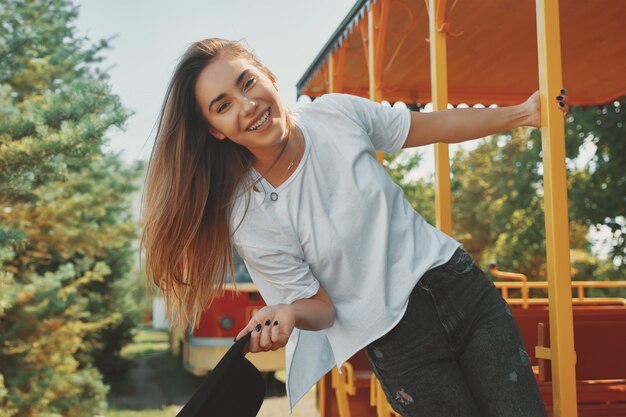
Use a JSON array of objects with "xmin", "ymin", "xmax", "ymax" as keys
[
  {"xmin": 328, "ymin": 52, "xmax": 334, "ymax": 94},
  {"xmin": 428, "ymin": 0, "xmax": 452, "ymax": 235},
  {"xmin": 368, "ymin": 1, "xmax": 386, "ymax": 164},
  {"xmin": 535, "ymin": 1, "xmax": 578, "ymax": 416},
  {"xmin": 318, "ymin": 377, "xmax": 326, "ymax": 417},
  {"xmin": 367, "ymin": 1, "xmax": 386, "ymax": 103},
  {"xmin": 374, "ymin": 0, "xmax": 391, "ymax": 84},
  {"xmin": 333, "ymin": 46, "xmax": 349, "ymax": 93}
]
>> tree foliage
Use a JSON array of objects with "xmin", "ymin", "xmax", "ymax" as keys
[
  {"xmin": 450, "ymin": 128, "xmax": 593, "ymax": 282},
  {"xmin": 0, "ymin": 0, "xmax": 143, "ymax": 415},
  {"xmin": 566, "ymin": 99, "xmax": 625, "ymax": 269}
]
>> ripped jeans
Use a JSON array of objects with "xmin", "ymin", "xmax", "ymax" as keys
[{"xmin": 366, "ymin": 248, "xmax": 548, "ymax": 417}]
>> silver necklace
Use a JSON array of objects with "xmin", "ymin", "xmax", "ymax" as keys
[
  {"xmin": 270, "ymin": 154, "xmax": 296, "ymax": 202},
  {"xmin": 253, "ymin": 128, "xmax": 301, "ymax": 202}
]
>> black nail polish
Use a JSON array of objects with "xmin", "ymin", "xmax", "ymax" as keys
[
  {"xmin": 556, "ymin": 95, "xmax": 563, "ymax": 100},
  {"xmin": 265, "ymin": 320, "xmax": 271, "ymax": 326},
  {"xmin": 560, "ymin": 88, "xmax": 566, "ymax": 94},
  {"xmin": 273, "ymin": 320, "xmax": 279, "ymax": 326},
  {"xmin": 559, "ymin": 102, "xmax": 565, "ymax": 107},
  {"xmin": 255, "ymin": 324, "xmax": 261, "ymax": 332}
]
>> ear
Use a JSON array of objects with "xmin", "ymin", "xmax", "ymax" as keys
[{"xmin": 209, "ymin": 126, "xmax": 226, "ymax": 140}]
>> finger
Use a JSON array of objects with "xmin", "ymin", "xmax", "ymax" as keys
[
  {"xmin": 272, "ymin": 320, "xmax": 293, "ymax": 350},
  {"xmin": 235, "ymin": 318, "xmax": 257, "ymax": 341},
  {"xmin": 259, "ymin": 319, "xmax": 273, "ymax": 350},
  {"xmin": 248, "ymin": 322, "xmax": 263, "ymax": 352},
  {"xmin": 270, "ymin": 320, "xmax": 284, "ymax": 350},
  {"xmin": 556, "ymin": 94, "xmax": 569, "ymax": 112},
  {"xmin": 235, "ymin": 326, "xmax": 250, "ymax": 341}
]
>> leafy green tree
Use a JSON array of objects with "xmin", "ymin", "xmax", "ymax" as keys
[
  {"xmin": 0, "ymin": 0, "xmax": 142, "ymax": 415},
  {"xmin": 451, "ymin": 128, "xmax": 594, "ymax": 283},
  {"xmin": 566, "ymin": 98, "xmax": 625, "ymax": 271},
  {"xmin": 451, "ymin": 130, "xmax": 544, "ymax": 276}
]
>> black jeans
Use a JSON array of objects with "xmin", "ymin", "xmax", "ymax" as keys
[{"xmin": 366, "ymin": 249, "xmax": 547, "ymax": 417}]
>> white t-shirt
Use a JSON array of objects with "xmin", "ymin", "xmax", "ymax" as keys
[{"xmin": 231, "ymin": 94, "xmax": 461, "ymax": 409}]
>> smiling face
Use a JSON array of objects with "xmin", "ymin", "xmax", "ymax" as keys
[{"xmin": 195, "ymin": 56, "xmax": 289, "ymax": 160}]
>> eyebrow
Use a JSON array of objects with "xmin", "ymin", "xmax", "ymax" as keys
[{"xmin": 208, "ymin": 69, "xmax": 250, "ymax": 112}]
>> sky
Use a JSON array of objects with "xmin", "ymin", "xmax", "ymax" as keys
[{"xmin": 73, "ymin": 0, "xmax": 358, "ymax": 163}]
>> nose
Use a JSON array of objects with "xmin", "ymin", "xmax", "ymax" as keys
[{"xmin": 240, "ymin": 96, "xmax": 256, "ymax": 116}]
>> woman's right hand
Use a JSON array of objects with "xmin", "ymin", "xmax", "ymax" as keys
[{"xmin": 235, "ymin": 304, "xmax": 296, "ymax": 354}]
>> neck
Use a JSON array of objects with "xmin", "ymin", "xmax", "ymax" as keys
[
  {"xmin": 254, "ymin": 121, "xmax": 298, "ymax": 168},
  {"xmin": 253, "ymin": 125, "xmax": 303, "ymax": 188}
]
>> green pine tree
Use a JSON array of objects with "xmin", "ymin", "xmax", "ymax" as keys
[{"xmin": 1, "ymin": 0, "xmax": 143, "ymax": 415}]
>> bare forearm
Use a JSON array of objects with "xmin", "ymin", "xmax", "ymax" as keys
[
  {"xmin": 430, "ymin": 105, "xmax": 527, "ymax": 144},
  {"xmin": 406, "ymin": 104, "xmax": 530, "ymax": 148},
  {"xmin": 401, "ymin": 90, "xmax": 566, "ymax": 148},
  {"xmin": 289, "ymin": 296, "xmax": 335, "ymax": 331}
]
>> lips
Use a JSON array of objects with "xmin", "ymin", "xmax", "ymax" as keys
[{"xmin": 246, "ymin": 108, "xmax": 271, "ymax": 131}]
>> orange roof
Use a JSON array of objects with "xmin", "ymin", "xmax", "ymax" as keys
[{"xmin": 296, "ymin": 0, "xmax": 626, "ymax": 106}]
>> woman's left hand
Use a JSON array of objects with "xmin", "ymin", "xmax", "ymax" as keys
[
  {"xmin": 523, "ymin": 89, "xmax": 569, "ymax": 128},
  {"xmin": 235, "ymin": 304, "xmax": 297, "ymax": 355}
]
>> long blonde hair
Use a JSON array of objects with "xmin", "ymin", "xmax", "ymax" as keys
[{"xmin": 141, "ymin": 39, "xmax": 276, "ymax": 330}]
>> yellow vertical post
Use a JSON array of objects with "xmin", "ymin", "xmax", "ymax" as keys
[
  {"xmin": 334, "ymin": 46, "xmax": 346, "ymax": 94},
  {"xmin": 318, "ymin": 378, "xmax": 326, "ymax": 417},
  {"xmin": 535, "ymin": 1, "xmax": 578, "ymax": 416},
  {"xmin": 368, "ymin": 0, "xmax": 390, "ymax": 164},
  {"xmin": 428, "ymin": 0, "xmax": 452, "ymax": 235},
  {"xmin": 328, "ymin": 52, "xmax": 334, "ymax": 94}
]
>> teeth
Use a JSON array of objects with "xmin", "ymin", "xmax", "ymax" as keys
[{"xmin": 248, "ymin": 109, "xmax": 270, "ymax": 131}]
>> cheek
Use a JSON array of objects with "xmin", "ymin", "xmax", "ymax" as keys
[{"xmin": 217, "ymin": 113, "xmax": 240, "ymax": 134}]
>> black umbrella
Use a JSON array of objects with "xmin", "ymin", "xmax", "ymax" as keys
[{"xmin": 176, "ymin": 332, "xmax": 266, "ymax": 417}]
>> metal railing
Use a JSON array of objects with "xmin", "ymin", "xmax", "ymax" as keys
[{"xmin": 489, "ymin": 264, "xmax": 626, "ymax": 308}]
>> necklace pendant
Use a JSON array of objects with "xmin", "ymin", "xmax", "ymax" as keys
[{"xmin": 270, "ymin": 192, "xmax": 278, "ymax": 201}]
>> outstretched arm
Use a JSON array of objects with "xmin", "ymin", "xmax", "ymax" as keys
[{"xmin": 403, "ymin": 89, "xmax": 569, "ymax": 149}]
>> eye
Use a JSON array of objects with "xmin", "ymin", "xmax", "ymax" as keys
[
  {"xmin": 244, "ymin": 77, "xmax": 256, "ymax": 91},
  {"xmin": 217, "ymin": 102, "xmax": 229, "ymax": 113}
]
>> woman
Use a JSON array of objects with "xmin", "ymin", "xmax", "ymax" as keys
[{"xmin": 142, "ymin": 38, "xmax": 568, "ymax": 416}]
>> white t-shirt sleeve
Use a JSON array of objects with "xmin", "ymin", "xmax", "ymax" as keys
[
  {"xmin": 235, "ymin": 243, "xmax": 320, "ymax": 306},
  {"xmin": 318, "ymin": 93, "xmax": 411, "ymax": 154}
]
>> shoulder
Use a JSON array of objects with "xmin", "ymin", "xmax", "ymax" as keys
[
  {"xmin": 296, "ymin": 94, "xmax": 373, "ymax": 126},
  {"xmin": 297, "ymin": 93, "xmax": 370, "ymax": 114},
  {"xmin": 307, "ymin": 93, "xmax": 369, "ymax": 111}
]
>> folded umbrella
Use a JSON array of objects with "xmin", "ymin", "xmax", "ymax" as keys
[{"xmin": 176, "ymin": 332, "xmax": 266, "ymax": 417}]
